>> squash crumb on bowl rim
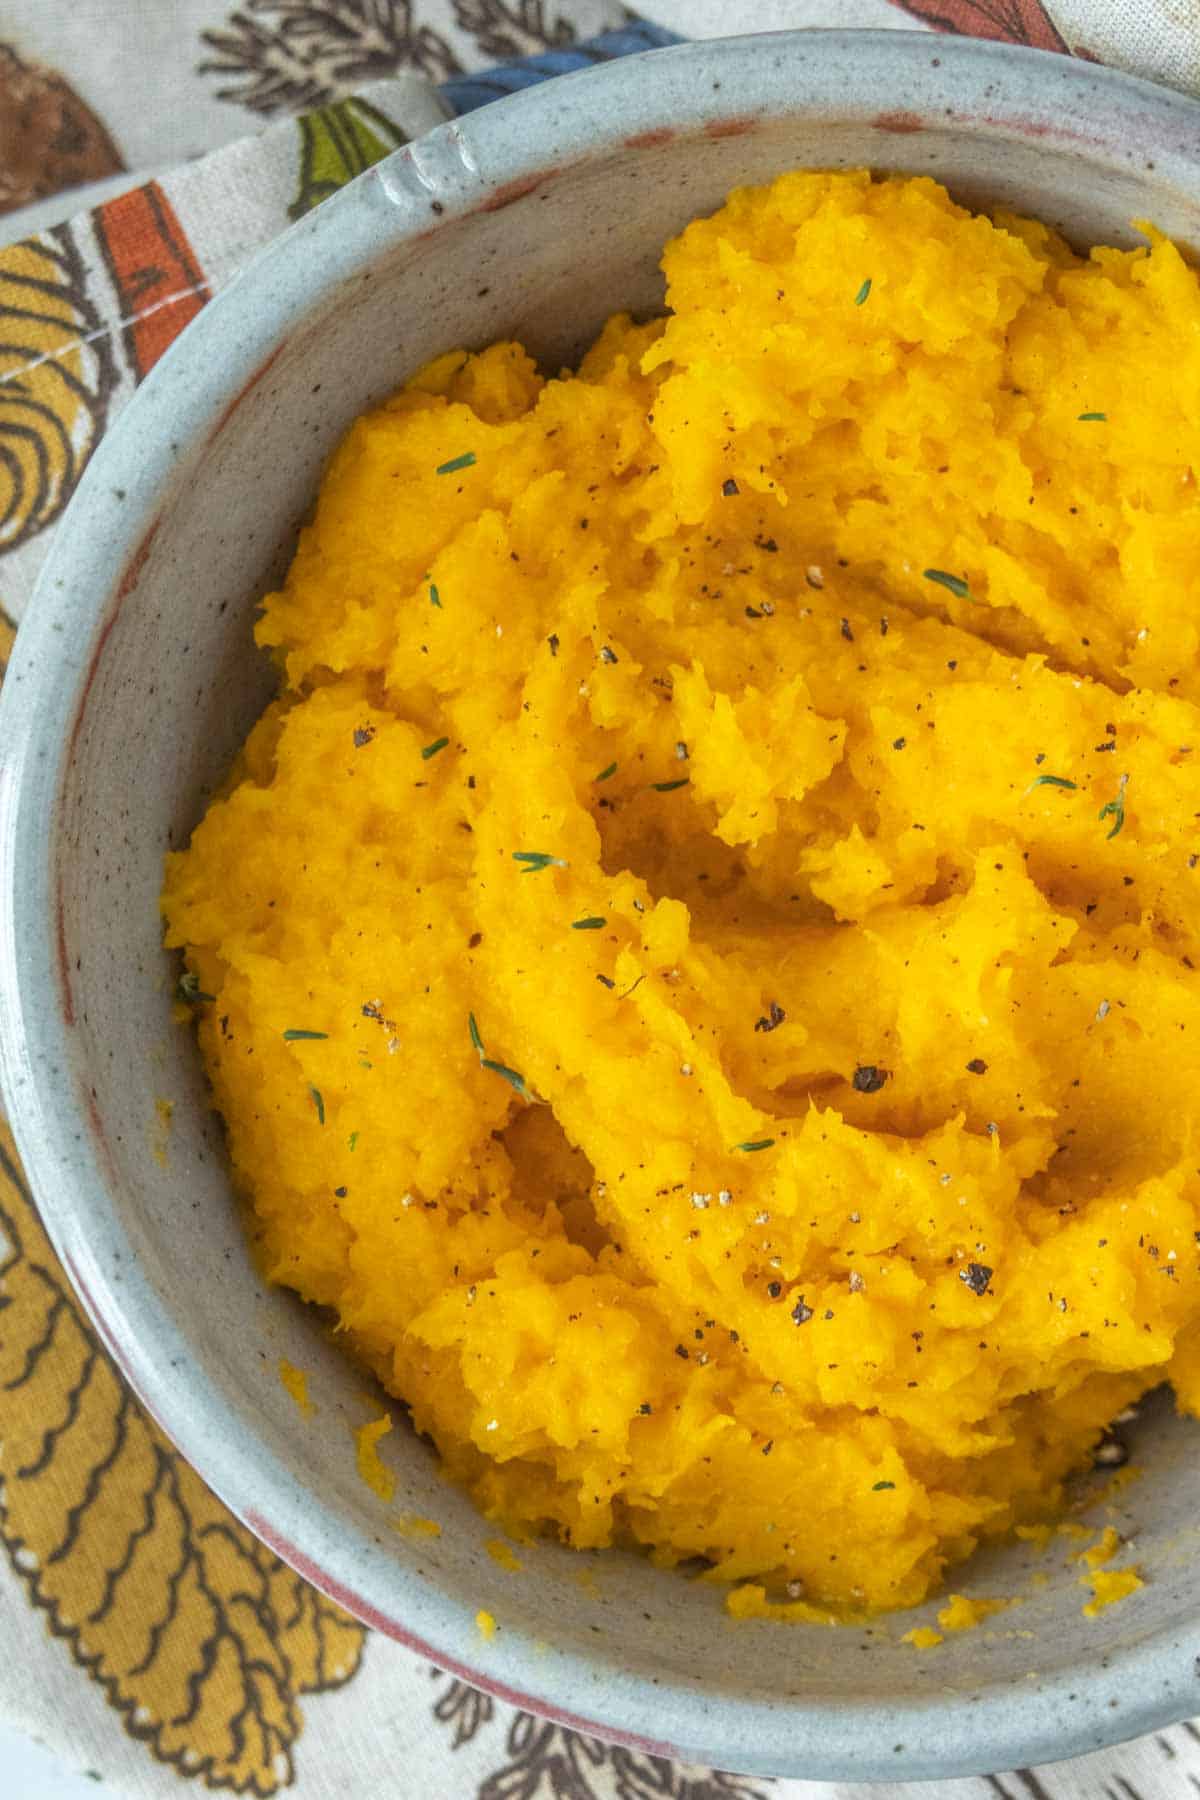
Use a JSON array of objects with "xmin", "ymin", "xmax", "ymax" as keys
[{"xmin": 4, "ymin": 30, "xmax": 1200, "ymax": 1783}]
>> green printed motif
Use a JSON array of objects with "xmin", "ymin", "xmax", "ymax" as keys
[{"xmin": 290, "ymin": 98, "xmax": 409, "ymax": 220}]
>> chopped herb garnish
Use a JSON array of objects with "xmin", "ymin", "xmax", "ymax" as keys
[
  {"xmin": 1099, "ymin": 777, "xmax": 1128, "ymax": 839},
  {"xmin": 1078, "ymin": 412, "xmax": 1107, "ymax": 422},
  {"xmin": 852, "ymin": 1064, "xmax": 889, "ymax": 1094},
  {"xmin": 283, "ymin": 1029, "xmax": 328, "ymax": 1041},
  {"xmin": 353, "ymin": 726, "xmax": 375, "ymax": 748},
  {"xmin": 436, "ymin": 451, "xmax": 476, "ymax": 475},
  {"xmin": 175, "ymin": 971, "xmax": 215, "ymax": 1004},
  {"xmin": 754, "ymin": 1001, "xmax": 786, "ymax": 1034},
  {"xmin": 652, "ymin": 778, "xmax": 690, "ymax": 793},
  {"xmin": 348, "ymin": 1131, "xmax": 359, "ymax": 1151},
  {"xmin": 421, "ymin": 736, "xmax": 450, "ymax": 760},
  {"xmin": 959, "ymin": 1261, "xmax": 992, "ymax": 1295},
  {"xmin": 872, "ymin": 1480, "xmax": 895, "ymax": 1491},
  {"xmin": 513, "ymin": 851, "xmax": 567, "ymax": 872},
  {"xmin": 1030, "ymin": 774, "xmax": 1077, "ymax": 791},
  {"xmin": 596, "ymin": 973, "xmax": 616, "ymax": 990},
  {"xmin": 722, "ymin": 478, "xmax": 739, "ymax": 497},
  {"xmin": 923, "ymin": 568, "xmax": 970, "ymax": 601},
  {"xmin": 469, "ymin": 1012, "xmax": 485, "ymax": 1058},
  {"xmin": 595, "ymin": 762, "xmax": 618, "ymax": 782},
  {"xmin": 481, "ymin": 1057, "xmax": 529, "ymax": 1098},
  {"xmin": 735, "ymin": 1138, "xmax": 775, "ymax": 1153},
  {"xmin": 571, "ymin": 916, "xmax": 606, "ymax": 930},
  {"xmin": 854, "ymin": 278, "xmax": 872, "ymax": 306},
  {"xmin": 791, "ymin": 1297, "xmax": 813, "ymax": 1325},
  {"xmin": 308, "ymin": 1084, "xmax": 325, "ymax": 1126},
  {"xmin": 429, "ymin": 583, "xmax": 442, "ymax": 608}
]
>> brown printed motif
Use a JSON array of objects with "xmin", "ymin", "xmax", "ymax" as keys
[
  {"xmin": 199, "ymin": 0, "xmax": 463, "ymax": 115},
  {"xmin": 0, "ymin": 42, "xmax": 124, "ymax": 216},
  {"xmin": 428, "ymin": 1676, "xmax": 775, "ymax": 1800},
  {"xmin": 450, "ymin": 0, "xmax": 577, "ymax": 61}
]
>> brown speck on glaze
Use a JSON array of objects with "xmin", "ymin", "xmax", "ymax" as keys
[
  {"xmin": 481, "ymin": 173, "xmax": 549, "ymax": 214},
  {"xmin": 624, "ymin": 128, "xmax": 674, "ymax": 149},
  {"xmin": 65, "ymin": 516, "xmax": 160, "ymax": 774},
  {"xmin": 55, "ymin": 873, "xmax": 75, "ymax": 1026},
  {"xmin": 704, "ymin": 117, "xmax": 756, "ymax": 139},
  {"xmin": 874, "ymin": 111, "xmax": 924, "ymax": 134},
  {"xmin": 208, "ymin": 341, "xmax": 288, "ymax": 446},
  {"xmin": 60, "ymin": 507, "xmax": 164, "ymax": 1026}
]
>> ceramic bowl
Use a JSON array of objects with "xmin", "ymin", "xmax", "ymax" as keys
[{"xmin": 3, "ymin": 30, "xmax": 1200, "ymax": 1783}]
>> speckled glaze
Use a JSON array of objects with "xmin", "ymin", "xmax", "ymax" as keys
[{"xmin": 3, "ymin": 30, "xmax": 1200, "ymax": 1783}]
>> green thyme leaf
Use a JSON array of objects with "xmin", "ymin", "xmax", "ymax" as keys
[
  {"xmin": 572, "ymin": 917, "xmax": 606, "ymax": 931},
  {"xmin": 481, "ymin": 1058, "xmax": 528, "ymax": 1097},
  {"xmin": 513, "ymin": 851, "xmax": 567, "ymax": 872},
  {"xmin": 872, "ymin": 1480, "xmax": 896, "ymax": 1491},
  {"xmin": 175, "ymin": 971, "xmax": 215, "ymax": 1004},
  {"xmin": 595, "ymin": 762, "xmax": 618, "ymax": 782},
  {"xmin": 854, "ymin": 278, "xmax": 872, "ymax": 306},
  {"xmin": 421, "ymin": 736, "xmax": 450, "ymax": 760},
  {"xmin": 1099, "ymin": 777, "xmax": 1128, "ymax": 839},
  {"xmin": 734, "ymin": 1138, "xmax": 775, "ymax": 1153},
  {"xmin": 430, "ymin": 582, "xmax": 442, "ymax": 607},
  {"xmin": 436, "ymin": 451, "xmax": 476, "ymax": 475},
  {"xmin": 469, "ymin": 1012, "xmax": 485, "ymax": 1058},
  {"xmin": 308, "ymin": 1084, "xmax": 325, "ymax": 1126},
  {"xmin": 652, "ymin": 778, "xmax": 690, "ymax": 793},
  {"xmin": 1030, "ymin": 775, "xmax": 1077, "ymax": 791},
  {"xmin": 1078, "ymin": 412, "xmax": 1107, "ymax": 422},
  {"xmin": 348, "ymin": 1131, "xmax": 359, "ymax": 1151},
  {"xmin": 283, "ymin": 1029, "xmax": 328, "ymax": 1041},
  {"xmin": 923, "ymin": 569, "xmax": 970, "ymax": 601}
]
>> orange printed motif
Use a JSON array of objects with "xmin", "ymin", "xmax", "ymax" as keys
[{"xmin": 95, "ymin": 182, "xmax": 208, "ymax": 379}]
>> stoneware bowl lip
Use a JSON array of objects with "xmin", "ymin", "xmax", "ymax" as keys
[{"xmin": 4, "ymin": 27, "xmax": 1200, "ymax": 1782}]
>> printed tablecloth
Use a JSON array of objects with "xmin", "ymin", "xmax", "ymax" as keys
[{"xmin": 3, "ymin": 3, "xmax": 1200, "ymax": 1795}]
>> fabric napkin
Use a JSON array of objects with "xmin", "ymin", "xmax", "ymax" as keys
[{"xmin": 3, "ymin": 4, "xmax": 1200, "ymax": 1796}]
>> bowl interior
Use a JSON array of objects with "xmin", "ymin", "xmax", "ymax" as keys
[{"xmin": 8, "ymin": 33, "xmax": 1200, "ymax": 1781}]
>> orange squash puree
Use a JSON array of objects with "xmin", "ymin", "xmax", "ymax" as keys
[{"xmin": 164, "ymin": 170, "xmax": 1200, "ymax": 1617}]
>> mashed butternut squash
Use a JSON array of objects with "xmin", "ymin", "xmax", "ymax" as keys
[{"xmin": 162, "ymin": 170, "xmax": 1200, "ymax": 1616}]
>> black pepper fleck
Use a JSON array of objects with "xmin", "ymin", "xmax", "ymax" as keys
[{"xmin": 853, "ymin": 1064, "xmax": 889, "ymax": 1094}]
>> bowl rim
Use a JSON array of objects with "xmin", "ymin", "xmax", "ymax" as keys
[{"xmin": 4, "ymin": 27, "xmax": 1200, "ymax": 1782}]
